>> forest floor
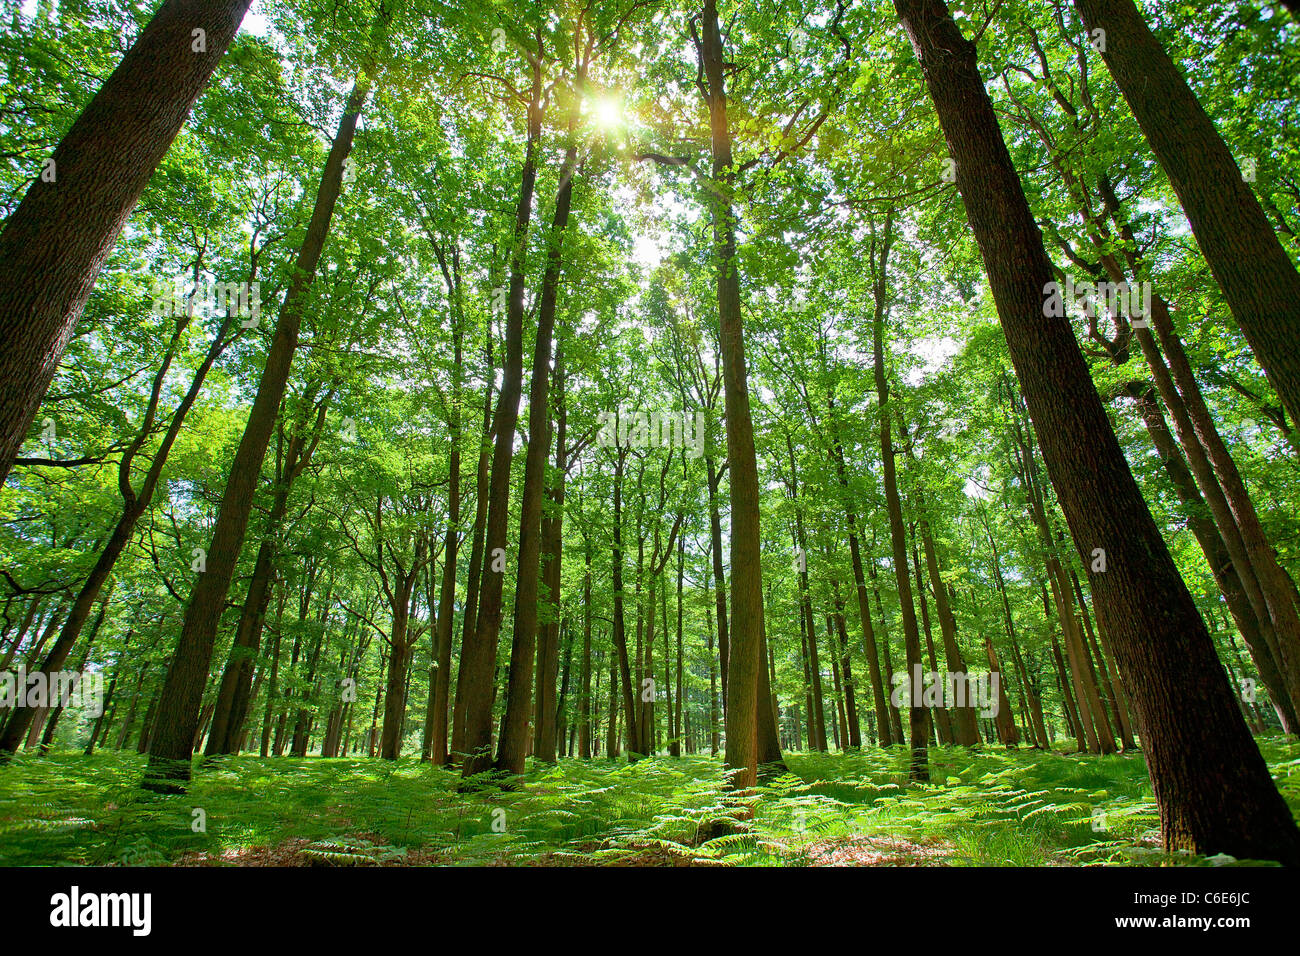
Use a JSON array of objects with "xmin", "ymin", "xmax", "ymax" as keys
[{"xmin": 2, "ymin": 740, "xmax": 1297, "ymax": 867}]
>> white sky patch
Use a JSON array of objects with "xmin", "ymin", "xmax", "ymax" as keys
[
  {"xmin": 616, "ymin": 183, "xmax": 693, "ymax": 272},
  {"xmin": 632, "ymin": 234, "xmax": 662, "ymax": 269},
  {"xmin": 964, "ymin": 464, "xmax": 992, "ymax": 500},
  {"xmin": 904, "ymin": 334, "xmax": 961, "ymax": 385},
  {"xmin": 241, "ymin": 0, "xmax": 270, "ymax": 38}
]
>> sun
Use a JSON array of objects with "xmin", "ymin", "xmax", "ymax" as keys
[{"xmin": 591, "ymin": 96, "xmax": 624, "ymax": 130}]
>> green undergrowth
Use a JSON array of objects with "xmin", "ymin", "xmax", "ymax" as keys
[{"xmin": 1, "ymin": 739, "xmax": 1296, "ymax": 867}]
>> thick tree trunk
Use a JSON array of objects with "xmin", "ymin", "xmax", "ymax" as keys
[
  {"xmin": 894, "ymin": 0, "xmax": 1300, "ymax": 862},
  {"xmin": 0, "ymin": 0, "xmax": 252, "ymax": 485},
  {"xmin": 1073, "ymin": 0, "xmax": 1300, "ymax": 429},
  {"xmin": 496, "ymin": 126, "xmax": 577, "ymax": 776},
  {"xmin": 699, "ymin": 0, "xmax": 765, "ymax": 792}
]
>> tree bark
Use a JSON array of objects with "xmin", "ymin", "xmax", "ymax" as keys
[
  {"xmin": 1073, "ymin": 0, "xmax": 1300, "ymax": 429},
  {"xmin": 870, "ymin": 207, "xmax": 928, "ymax": 780},
  {"xmin": 532, "ymin": 344, "xmax": 569, "ymax": 764},
  {"xmin": 0, "ymin": 0, "xmax": 253, "ymax": 485},
  {"xmin": 144, "ymin": 65, "xmax": 377, "ymax": 790},
  {"xmin": 3, "ymin": 306, "xmax": 232, "ymax": 756},
  {"xmin": 699, "ymin": 0, "xmax": 765, "ymax": 793},
  {"xmin": 496, "ymin": 120, "xmax": 577, "ymax": 776},
  {"xmin": 459, "ymin": 56, "xmax": 543, "ymax": 781},
  {"xmin": 894, "ymin": 0, "xmax": 1300, "ymax": 861}
]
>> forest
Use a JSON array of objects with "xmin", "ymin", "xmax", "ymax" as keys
[{"xmin": 1, "ymin": 0, "xmax": 1299, "ymax": 875}]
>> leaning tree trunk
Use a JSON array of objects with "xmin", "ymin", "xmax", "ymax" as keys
[
  {"xmin": 207, "ymin": 394, "xmax": 329, "ymax": 756},
  {"xmin": 0, "ymin": 0, "xmax": 252, "ymax": 486},
  {"xmin": 894, "ymin": 0, "xmax": 1300, "ymax": 863},
  {"xmin": 1125, "ymin": 383, "xmax": 1297, "ymax": 732},
  {"xmin": 143, "ymin": 65, "xmax": 378, "ymax": 790},
  {"xmin": 0, "ymin": 307, "xmax": 231, "ymax": 756},
  {"xmin": 1072, "ymin": 0, "xmax": 1300, "ymax": 431}
]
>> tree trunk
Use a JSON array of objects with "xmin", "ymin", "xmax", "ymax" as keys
[
  {"xmin": 144, "ymin": 61, "xmax": 379, "ymax": 790},
  {"xmin": 915, "ymin": 508, "xmax": 979, "ymax": 745},
  {"xmin": 532, "ymin": 344, "xmax": 569, "ymax": 764},
  {"xmin": 425, "ymin": 257, "xmax": 463, "ymax": 765},
  {"xmin": 208, "ymin": 393, "xmax": 329, "ymax": 756},
  {"xmin": 609, "ymin": 450, "xmax": 640, "ymax": 758},
  {"xmin": 0, "ymin": 0, "xmax": 253, "ymax": 485},
  {"xmin": 2, "ymin": 310, "xmax": 234, "ymax": 756},
  {"xmin": 828, "ymin": 424, "xmax": 893, "ymax": 745},
  {"xmin": 699, "ymin": 0, "xmax": 765, "ymax": 793},
  {"xmin": 450, "ymin": 320, "xmax": 495, "ymax": 761},
  {"xmin": 869, "ymin": 208, "xmax": 928, "ymax": 781},
  {"xmin": 894, "ymin": 0, "xmax": 1300, "ymax": 861},
  {"xmin": 459, "ymin": 57, "xmax": 542, "ymax": 781},
  {"xmin": 911, "ymin": 537, "xmax": 954, "ymax": 746},
  {"xmin": 579, "ymin": 537, "xmax": 593, "ymax": 759},
  {"xmin": 1073, "ymin": 0, "xmax": 1300, "ymax": 429},
  {"xmin": 1125, "ymin": 383, "xmax": 1297, "ymax": 732},
  {"xmin": 830, "ymin": 579, "xmax": 862, "ymax": 749}
]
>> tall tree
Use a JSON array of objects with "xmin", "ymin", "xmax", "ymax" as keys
[
  {"xmin": 143, "ymin": 15, "xmax": 387, "ymax": 787},
  {"xmin": 1071, "ymin": 0, "xmax": 1300, "ymax": 430},
  {"xmin": 892, "ymin": 0, "xmax": 1300, "ymax": 862},
  {"xmin": 0, "ymin": 0, "xmax": 252, "ymax": 486}
]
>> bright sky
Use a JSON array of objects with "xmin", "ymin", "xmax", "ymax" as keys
[
  {"xmin": 21, "ymin": 0, "xmax": 272, "ymax": 38},
  {"xmin": 241, "ymin": 0, "xmax": 270, "ymax": 38}
]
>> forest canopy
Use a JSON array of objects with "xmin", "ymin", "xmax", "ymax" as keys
[{"xmin": 1, "ymin": 0, "xmax": 1299, "ymax": 873}]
